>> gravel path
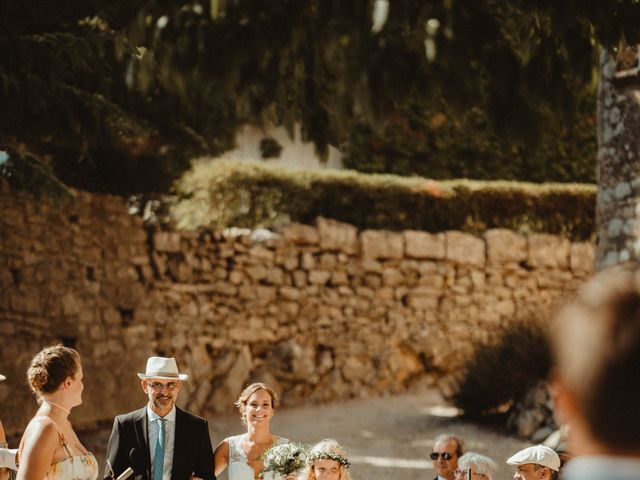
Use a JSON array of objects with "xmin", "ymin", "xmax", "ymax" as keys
[{"xmin": 82, "ymin": 389, "xmax": 530, "ymax": 480}]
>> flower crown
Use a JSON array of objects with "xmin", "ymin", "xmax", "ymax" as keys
[{"xmin": 308, "ymin": 451, "xmax": 351, "ymax": 469}]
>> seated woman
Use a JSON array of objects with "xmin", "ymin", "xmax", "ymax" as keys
[
  {"xmin": 454, "ymin": 452, "xmax": 497, "ymax": 480},
  {"xmin": 16, "ymin": 345, "xmax": 97, "ymax": 480},
  {"xmin": 299, "ymin": 439, "xmax": 352, "ymax": 480},
  {"xmin": 213, "ymin": 383, "xmax": 292, "ymax": 480}
]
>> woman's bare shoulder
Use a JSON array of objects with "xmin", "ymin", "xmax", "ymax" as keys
[{"xmin": 23, "ymin": 417, "xmax": 58, "ymax": 445}]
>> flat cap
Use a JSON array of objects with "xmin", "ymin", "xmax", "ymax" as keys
[{"xmin": 506, "ymin": 445, "xmax": 560, "ymax": 472}]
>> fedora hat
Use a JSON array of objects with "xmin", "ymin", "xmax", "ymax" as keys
[{"xmin": 138, "ymin": 357, "xmax": 188, "ymax": 381}]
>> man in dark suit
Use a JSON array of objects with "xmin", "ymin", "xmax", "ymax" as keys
[
  {"xmin": 429, "ymin": 434, "xmax": 463, "ymax": 480},
  {"xmin": 104, "ymin": 357, "xmax": 215, "ymax": 480}
]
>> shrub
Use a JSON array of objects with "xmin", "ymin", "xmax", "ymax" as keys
[
  {"xmin": 171, "ymin": 160, "xmax": 596, "ymax": 241},
  {"xmin": 446, "ymin": 320, "xmax": 552, "ymax": 417}
]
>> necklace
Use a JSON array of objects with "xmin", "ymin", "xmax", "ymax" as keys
[{"xmin": 44, "ymin": 400, "xmax": 71, "ymax": 415}]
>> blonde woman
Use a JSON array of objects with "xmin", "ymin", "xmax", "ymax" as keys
[
  {"xmin": 454, "ymin": 452, "xmax": 497, "ymax": 480},
  {"xmin": 213, "ymin": 383, "xmax": 293, "ymax": 480},
  {"xmin": 299, "ymin": 439, "xmax": 352, "ymax": 480},
  {"xmin": 16, "ymin": 346, "xmax": 97, "ymax": 480}
]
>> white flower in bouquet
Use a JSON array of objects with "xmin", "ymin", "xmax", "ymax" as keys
[{"xmin": 261, "ymin": 442, "xmax": 309, "ymax": 477}]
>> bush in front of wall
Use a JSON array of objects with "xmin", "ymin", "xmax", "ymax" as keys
[{"xmin": 445, "ymin": 319, "xmax": 552, "ymax": 417}]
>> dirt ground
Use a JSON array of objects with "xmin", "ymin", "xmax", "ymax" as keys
[{"xmin": 81, "ymin": 388, "xmax": 530, "ymax": 480}]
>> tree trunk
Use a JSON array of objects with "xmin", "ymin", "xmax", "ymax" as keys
[{"xmin": 596, "ymin": 48, "xmax": 640, "ymax": 269}]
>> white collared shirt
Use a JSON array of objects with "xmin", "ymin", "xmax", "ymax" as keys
[
  {"xmin": 147, "ymin": 404, "xmax": 176, "ymax": 480},
  {"xmin": 563, "ymin": 455, "xmax": 640, "ymax": 480}
]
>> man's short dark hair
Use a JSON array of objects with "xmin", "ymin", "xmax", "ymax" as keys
[{"xmin": 552, "ymin": 263, "xmax": 640, "ymax": 450}]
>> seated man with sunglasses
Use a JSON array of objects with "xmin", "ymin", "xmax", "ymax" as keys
[
  {"xmin": 430, "ymin": 434, "xmax": 464, "ymax": 480},
  {"xmin": 105, "ymin": 357, "xmax": 215, "ymax": 480}
]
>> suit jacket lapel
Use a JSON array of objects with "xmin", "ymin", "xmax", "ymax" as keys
[
  {"xmin": 134, "ymin": 407, "xmax": 152, "ymax": 480},
  {"xmin": 171, "ymin": 407, "xmax": 186, "ymax": 480}
]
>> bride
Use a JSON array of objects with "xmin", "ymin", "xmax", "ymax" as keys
[{"xmin": 214, "ymin": 383, "xmax": 294, "ymax": 480}]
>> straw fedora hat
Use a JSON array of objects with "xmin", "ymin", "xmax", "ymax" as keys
[{"xmin": 138, "ymin": 357, "xmax": 189, "ymax": 381}]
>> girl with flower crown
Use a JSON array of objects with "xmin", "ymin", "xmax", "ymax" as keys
[{"xmin": 299, "ymin": 439, "xmax": 352, "ymax": 480}]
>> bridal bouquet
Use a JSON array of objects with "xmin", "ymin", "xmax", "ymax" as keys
[{"xmin": 261, "ymin": 442, "xmax": 309, "ymax": 477}]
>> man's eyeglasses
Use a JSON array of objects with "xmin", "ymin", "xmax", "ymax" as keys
[
  {"xmin": 147, "ymin": 381, "xmax": 179, "ymax": 391},
  {"xmin": 430, "ymin": 452, "xmax": 454, "ymax": 461}
]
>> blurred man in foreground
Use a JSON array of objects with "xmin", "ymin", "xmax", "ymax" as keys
[{"xmin": 551, "ymin": 263, "xmax": 640, "ymax": 480}]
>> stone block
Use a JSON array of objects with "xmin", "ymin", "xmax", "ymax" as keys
[
  {"xmin": 528, "ymin": 234, "xmax": 570, "ymax": 268},
  {"xmin": 246, "ymin": 265, "xmax": 268, "ymax": 281},
  {"xmin": 292, "ymin": 270, "xmax": 307, "ymax": 288},
  {"xmin": 216, "ymin": 282, "xmax": 238, "ymax": 296},
  {"xmin": 387, "ymin": 345, "xmax": 423, "ymax": 382},
  {"xmin": 11, "ymin": 293, "xmax": 40, "ymax": 314},
  {"xmin": 255, "ymin": 286, "xmax": 277, "ymax": 302},
  {"xmin": 406, "ymin": 288, "xmax": 440, "ymax": 310},
  {"xmin": 61, "ymin": 292, "xmax": 81, "ymax": 316},
  {"xmin": 485, "ymin": 229, "xmax": 527, "ymax": 264},
  {"xmin": 249, "ymin": 245, "xmax": 275, "ymax": 262},
  {"xmin": 446, "ymin": 231, "xmax": 486, "ymax": 267},
  {"xmin": 404, "ymin": 231, "xmax": 445, "ymax": 259},
  {"xmin": 570, "ymin": 242, "xmax": 595, "ymax": 273},
  {"xmin": 342, "ymin": 356, "xmax": 373, "ymax": 382},
  {"xmin": 383, "ymin": 268, "xmax": 404, "ymax": 286},
  {"xmin": 281, "ymin": 224, "xmax": 319, "ymax": 245},
  {"xmin": 317, "ymin": 217, "xmax": 359, "ymax": 254},
  {"xmin": 280, "ymin": 286, "xmax": 301, "ymax": 301},
  {"xmin": 301, "ymin": 252, "xmax": 316, "ymax": 270},
  {"xmin": 331, "ymin": 270, "xmax": 349, "ymax": 286},
  {"xmin": 361, "ymin": 230, "xmax": 404, "ymax": 259},
  {"xmin": 309, "ymin": 270, "xmax": 331, "ymax": 285},
  {"xmin": 319, "ymin": 253, "xmax": 338, "ymax": 269},
  {"xmin": 154, "ymin": 231, "xmax": 182, "ymax": 252},
  {"xmin": 266, "ymin": 267, "xmax": 285, "ymax": 285}
]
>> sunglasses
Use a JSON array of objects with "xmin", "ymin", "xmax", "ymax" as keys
[{"xmin": 430, "ymin": 452, "xmax": 454, "ymax": 461}]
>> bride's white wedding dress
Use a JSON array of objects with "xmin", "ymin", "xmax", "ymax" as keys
[{"xmin": 227, "ymin": 434, "xmax": 290, "ymax": 480}]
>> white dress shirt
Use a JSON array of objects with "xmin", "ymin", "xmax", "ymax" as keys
[
  {"xmin": 563, "ymin": 455, "xmax": 640, "ymax": 480},
  {"xmin": 147, "ymin": 405, "xmax": 176, "ymax": 480}
]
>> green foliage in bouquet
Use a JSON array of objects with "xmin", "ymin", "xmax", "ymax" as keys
[{"xmin": 261, "ymin": 442, "xmax": 309, "ymax": 477}]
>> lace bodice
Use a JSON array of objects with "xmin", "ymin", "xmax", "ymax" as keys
[{"xmin": 227, "ymin": 434, "xmax": 289, "ymax": 480}]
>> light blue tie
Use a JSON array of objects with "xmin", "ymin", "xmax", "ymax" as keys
[{"xmin": 153, "ymin": 418, "xmax": 166, "ymax": 480}]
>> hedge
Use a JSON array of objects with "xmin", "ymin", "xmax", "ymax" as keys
[{"xmin": 171, "ymin": 160, "xmax": 596, "ymax": 241}]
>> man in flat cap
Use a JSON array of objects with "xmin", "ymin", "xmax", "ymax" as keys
[
  {"xmin": 105, "ymin": 357, "xmax": 215, "ymax": 480},
  {"xmin": 507, "ymin": 445, "xmax": 560, "ymax": 480},
  {"xmin": 550, "ymin": 264, "xmax": 640, "ymax": 480}
]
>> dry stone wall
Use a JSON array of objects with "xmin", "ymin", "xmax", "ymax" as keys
[{"xmin": 0, "ymin": 187, "xmax": 595, "ymax": 435}]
